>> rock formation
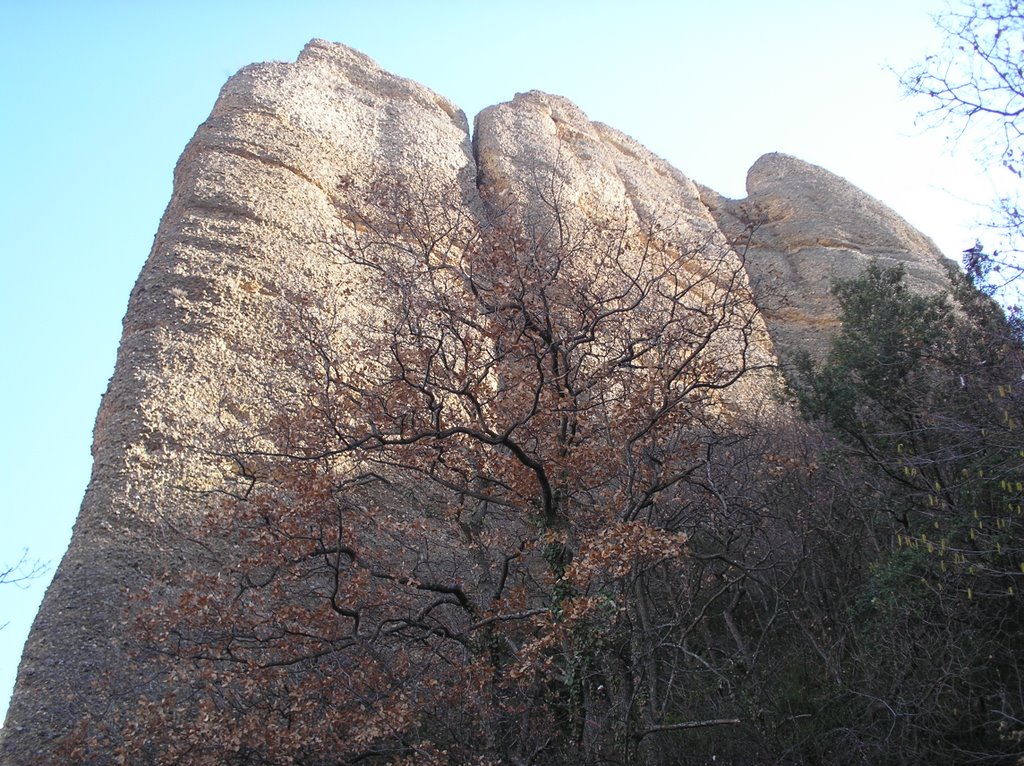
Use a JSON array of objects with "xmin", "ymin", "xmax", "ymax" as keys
[
  {"xmin": 0, "ymin": 41, "xmax": 953, "ymax": 763},
  {"xmin": 1, "ymin": 40, "xmax": 475, "ymax": 764},
  {"xmin": 701, "ymin": 152, "xmax": 951, "ymax": 361},
  {"xmin": 474, "ymin": 90, "xmax": 778, "ymax": 407}
]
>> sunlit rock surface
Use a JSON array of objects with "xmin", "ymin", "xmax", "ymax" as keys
[
  {"xmin": 0, "ymin": 39, "xmax": 475, "ymax": 764},
  {"xmin": 701, "ymin": 152, "xmax": 952, "ymax": 361}
]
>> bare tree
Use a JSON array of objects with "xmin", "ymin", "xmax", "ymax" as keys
[
  {"xmin": 902, "ymin": 0, "xmax": 1024, "ymax": 299},
  {"xmin": 0, "ymin": 549, "xmax": 47, "ymax": 589},
  {"xmin": 57, "ymin": 174, "xmax": 789, "ymax": 765},
  {"xmin": 0, "ymin": 550, "xmax": 47, "ymax": 632}
]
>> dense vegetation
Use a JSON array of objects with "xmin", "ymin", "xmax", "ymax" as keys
[
  {"xmin": 54, "ymin": 164, "xmax": 1024, "ymax": 763},
  {"xmin": 786, "ymin": 262, "xmax": 1024, "ymax": 763}
]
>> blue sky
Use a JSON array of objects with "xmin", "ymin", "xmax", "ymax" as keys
[{"xmin": 0, "ymin": 0, "xmax": 1002, "ymax": 723}]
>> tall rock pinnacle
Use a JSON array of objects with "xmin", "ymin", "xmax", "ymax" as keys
[{"xmin": 1, "ymin": 40, "xmax": 475, "ymax": 764}]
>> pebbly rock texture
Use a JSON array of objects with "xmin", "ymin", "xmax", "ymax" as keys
[
  {"xmin": 1, "ymin": 43, "xmax": 954, "ymax": 763},
  {"xmin": 700, "ymin": 152, "xmax": 953, "ymax": 362},
  {"xmin": 0, "ymin": 40, "xmax": 475, "ymax": 765},
  {"xmin": 475, "ymin": 91, "xmax": 717, "ymax": 229}
]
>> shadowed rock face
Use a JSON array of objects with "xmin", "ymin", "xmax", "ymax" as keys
[
  {"xmin": 1, "ymin": 43, "xmax": 953, "ymax": 763},
  {"xmin": 700, "ymin": 152, "xmax": 953, "ymax": 362}
]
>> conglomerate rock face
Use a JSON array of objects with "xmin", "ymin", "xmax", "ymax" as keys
[
  {"xmin": 1, "ymin": 41, "xmax": 954, "ymax": 763},
  {"xmin": 0, "ymin": 39, "xmax": 475, "ymax": 765}
]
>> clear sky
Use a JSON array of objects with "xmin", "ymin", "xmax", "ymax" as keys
[{"xmin": 0, "ymin": 0, "xmax": 1005, "ymax": 724}]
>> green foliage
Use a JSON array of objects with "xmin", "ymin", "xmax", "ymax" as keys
[
  {"xmin": 794, "ymin": 263, "xmax": 952, "ymax": 434},
  {"xmin": 790, "ymin": 262, "xmax": 1024, "ymax": 764}
]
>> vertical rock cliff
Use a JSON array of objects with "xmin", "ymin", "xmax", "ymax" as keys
[
  {"xmin": 1, "ymin": 40, "xmax": 476, "ymax": 764},
  {"xmin": 1, "ymin": 41, "xmax": 954, "ymax": 763}
]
